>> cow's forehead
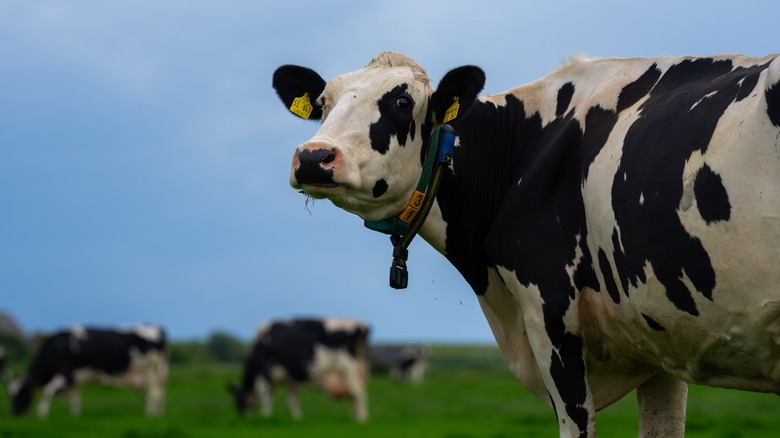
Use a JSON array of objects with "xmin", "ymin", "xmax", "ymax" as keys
[{"xmin": 325, "ymin": 65, "xmax": 430, "ymax": 101}]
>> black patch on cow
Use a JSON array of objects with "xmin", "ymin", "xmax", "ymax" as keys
[
  {"xmin": 611, "ymin": 58, "xmax": 768, "ymax": 315},
  {"xmin": 598, "ymin": 248, "xmax": 620, "ymax": 304},
  {"xmin": 548, "ymin": 327, "xmax": 590, "ymax": 437},
  {"xmin": 641, "ymin": 314, "xmax": 666, "ymax": 332},
  {"xmin": 580, "ymin": 105, "xmax": 619, "ymax": 181},
  {"xmin": 556, "ymin": 82, "xmax": 575, "ymax": 117},
  {"xmin": 372, "ymin": 179, "xmax": 389, "ymax": 198},
  {"xmin": 767, "ymin": 81, "xmax": 780, "ymax": 127},
  {"xmin": 694, "ymin": 164, "xmax": 731, "ymax": 224},
  {"xmin": 369, "ymin": 84, "xmax": 415, "ymax": 154},
  {"xmin": 616, "ymin": 64, "xmax": 662, "ymax": 113},
  {"xmin": 736, "ymin": 70, "xmax": 762, "ymax": 101}
]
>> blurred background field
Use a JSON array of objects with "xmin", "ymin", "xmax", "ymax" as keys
[{"xmin": 1, "ymin": 341, "xmax": 776, "ymax": 438}]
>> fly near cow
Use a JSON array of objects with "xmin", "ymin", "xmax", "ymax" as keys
[{"xmin": 272, "ymin": 51, "xmax": 780, "ymax": 437}]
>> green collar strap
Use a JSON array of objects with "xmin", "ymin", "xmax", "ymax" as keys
[{"xmin": 363, "ymin": 124, "xmax": 456, "ymax": 288}]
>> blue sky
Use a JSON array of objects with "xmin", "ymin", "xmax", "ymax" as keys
[{"xmin": 2, "ymin": 1, "xmax": 778, "ymax": 343}]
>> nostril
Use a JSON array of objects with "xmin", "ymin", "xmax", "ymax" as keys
[{"xmin": 321, "ymin": 149, "xmax": 336, "ymax": 164}]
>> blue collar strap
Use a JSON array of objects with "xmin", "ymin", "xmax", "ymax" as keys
[{"xmin": 363, "ymin": 124, "xmax": 456, "ymax": 289}]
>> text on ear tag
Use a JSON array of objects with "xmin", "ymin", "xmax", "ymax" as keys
[{"xmin": 290, "ymin": 92, "xmax": 313, "ymax": 119}]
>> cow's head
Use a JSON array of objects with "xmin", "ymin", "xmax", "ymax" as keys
[
  {"xmin": 273, "ymin": 51, "xmax": 484, "ymax": 222},
  {"xmin": 7, "ymin": 376, "xmax": 34, "ymax": 416},
  {"xmin": 226, "ymin": 383, "xmax": 256, "ymax": 415}
]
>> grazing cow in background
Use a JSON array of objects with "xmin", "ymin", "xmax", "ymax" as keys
[
  {"xmin": 228, "ymin": 318, "xmax": 370, "ymax": 422},
  {"xmin": 272, "ymin": 51, "xmax": 780, "ymax": 437},
  {"xmin": 8, "ymin": 325, "xmax": 167, "ymax": 418},
  {"xmin": 369, "ymin": 344, "xmax": 427, "ymax": 383}
]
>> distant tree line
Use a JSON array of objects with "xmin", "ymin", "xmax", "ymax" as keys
[{"xmin": 168, "ymin": 331, "xmax": 249, "ymax": 364}]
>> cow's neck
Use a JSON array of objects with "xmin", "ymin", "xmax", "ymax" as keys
[{"xmin": 420, "ymin": 86, "xmax": 548, "ymax": 294}]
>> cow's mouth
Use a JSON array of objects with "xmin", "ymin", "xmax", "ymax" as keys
[
  {"xmin": 297, "ymin": 182, "xmax": 345, "ymax": 200},
  {"xmin": 307, "ymin": 182, "xmax": 340, "ymax": 188}
]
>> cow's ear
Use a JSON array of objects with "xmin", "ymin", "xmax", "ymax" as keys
[
  {"xmin": 430, "ymin": 66, "xmax": 485, "ymax": 124},
  {"xmin": 272, "ymin": 65, "xmax": 326, "ymax": 121}
]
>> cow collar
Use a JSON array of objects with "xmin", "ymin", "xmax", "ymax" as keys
[{"xmin": 363, "ymin": 124, "xmax": 456, "ymax": 289}]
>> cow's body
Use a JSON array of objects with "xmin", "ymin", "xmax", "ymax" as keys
[
  {"xmin": 369, "ymin": 344, "xmax": 427, "ymax": 383},
  {"xmin": 273, "ymin": 52, "xmax": 780, "ymax": 437},
  {"xmin": 229, "ymin": 318, "xmax": 370, "ymax": 422},
  {"xmin": 8, "ymin": 325, "xmax": 167, "ymax": 418}
]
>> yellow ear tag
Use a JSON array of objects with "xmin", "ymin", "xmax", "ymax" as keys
[
  {"xmin": 442, "ymin": 96, "xmax": 460, "ymax": 123},
  {"xmin": 290, "ymin": 92, "xmax": 314, "ymax": 119}
]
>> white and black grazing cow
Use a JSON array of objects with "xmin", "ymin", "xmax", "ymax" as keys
[
  {"xmin": 272, "ymin": 51, "xmax": 780, "ymax": 437},
  {"xmin": 228, "ymin": 318, "xmax": 370, "ymax": 422},
  {"xmin": 8, "ymin": 325, "xmax": 167, "ymax": 418},
  {"xmin": 369, "ymin": 344, "xmax": 427, "ymax": 383}
]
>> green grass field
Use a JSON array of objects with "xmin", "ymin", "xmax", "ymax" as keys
[{"xmin": 0, "ymin": 345, "xmax": 776, "ymax": 437}]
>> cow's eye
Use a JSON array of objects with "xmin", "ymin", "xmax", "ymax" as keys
[{"xmin": 395, "ymin": 96, "xmax": 413, "ymax": 110}]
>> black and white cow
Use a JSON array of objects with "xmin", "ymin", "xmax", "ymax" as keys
[
  {"xmin": 8, "ymin": 325, "xmax": 167, "ymax": 418},
  {"xmin": 228, "ymin": 318, "xmax": 370, "ymax": 422},
  {"xmin": 369, "ymin": 344, "xmax": 427, "ymax": 383},
  {"xmin": 273, "ymin": 52, "xmax": 780, "ymax": 437}
]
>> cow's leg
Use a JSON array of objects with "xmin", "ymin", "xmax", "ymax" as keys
[
  {"xmin": 37, "ymin": 374, "xmax": 68, "ymax": 418},
  {"xmin": 255, "ymin": 377, "xmax": 273, "ymax": 418},
  {"xmin": 285, "ymin": 385, "xmax": 303, "ymax": 420},
  {"xmin": 529, "ymin": 314, "xmax": 595, "ymax": 438},
  {"xmin": 145, "ymin": 381, "xmax": 165, "ymax": 416},
  {"xmin": 143, "ymin": 353, "xmax": 167, "ymax": 416},
  {"xmin": 68, "ymin": 388, "xmax": 81, "ymax": 416},
  {"xmin": 347, "ymin": 377, "xmax": 369, "ymax": 422},
  {"xmin": 499, "ymin": 268, "xmax": 596, "ymax": 438},
  {"xmin": 636, "ymin": 372, "xmax": 688, "ymax": 438}
]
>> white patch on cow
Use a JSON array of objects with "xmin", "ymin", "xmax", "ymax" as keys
[
  {"xmin": 69, "ymin": 326, "xmax": 87, "ymax": 339},
  {"xmin": 268, "ymin": 364, "xmax": 289, "ymax": 383},
  {"xmin": 562, "ymin": 234, "xmax": 585, "ymax": 333},
  {"xmin": 254, "ymin": 321, "xmax": 273, "ymax": 341},
  {"xmin": 254, "ymin": 375, "xmax": 274, "ymax": 417},
  {"xmin": 477, "ymin": 268, "xmax": 548, "ymax": 402},
  {"xmin": 420, "ymin": 201, "xmax": 448, "ymax": 254},
  {"xmin": 38, "ymin": 374, "xmax": 68, "ymax": 418},
  {"xmin": 125, "ymin": 325, "xmax": 164, "ymax": 343},
  {"xmin": 638, "ymin": 192, "xmax": 644, "ymax": 206},
  {"xmin": 322, "ymin": 318, "xmax": 364, "ymax": 333},
  {"xmin": 581, "ymin": 90, "xmax": 643, "ymax": 295},
  {"xmin": 68, "ymin": 326, "xmax": 87, "ymax": 354},
  {"xmin": 690, "ymin": 91, "xmax": 718, "ymax": 111},
  {"xmin": 7, "ymin": 377, "xmax": 23, "ymax": 397},
  {"xmin": 308, "ymin": 343, "xmax": 369, "ymax": 421}
]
